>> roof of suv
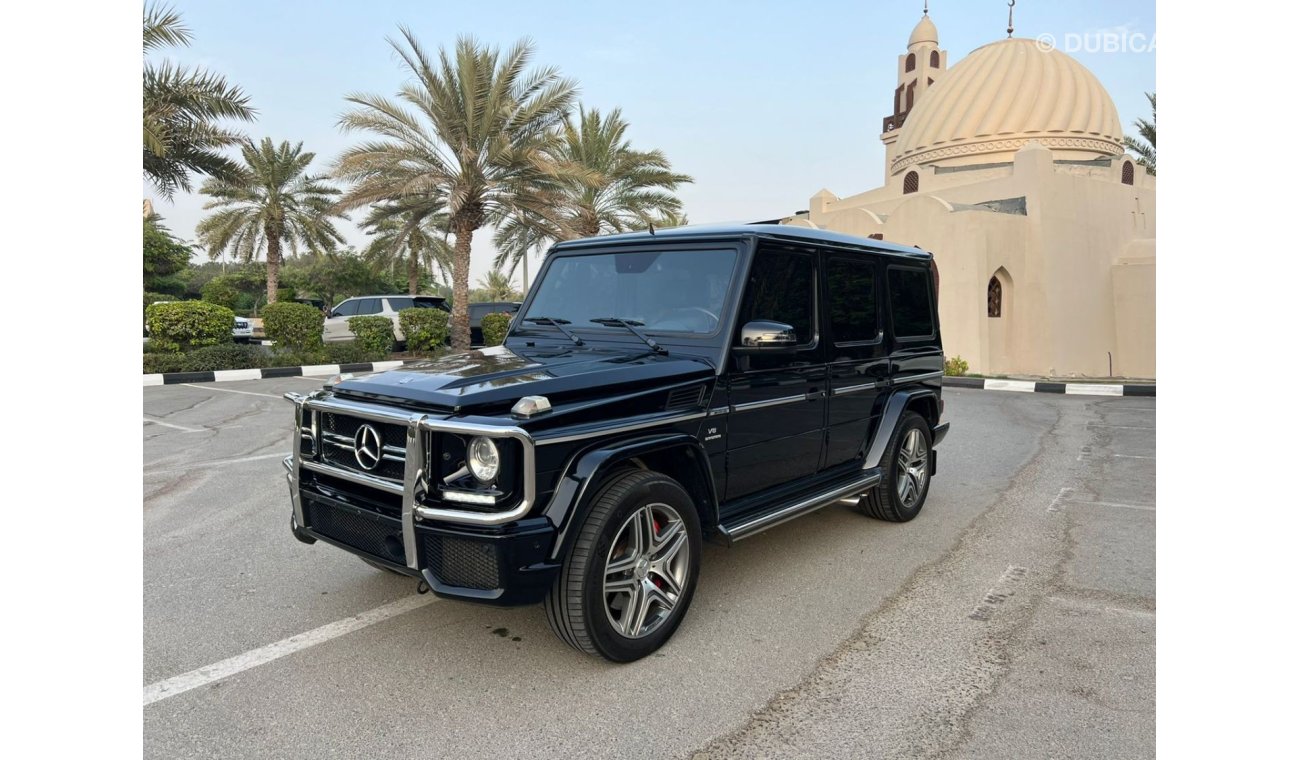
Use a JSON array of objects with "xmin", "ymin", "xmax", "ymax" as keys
[
  {"xmin": 550, "ymin": 223, "xmax": 931, "ymax": 260},
  {"xmin": 339, "ymin": 295, "xmax": 446, "ymax": 300}
]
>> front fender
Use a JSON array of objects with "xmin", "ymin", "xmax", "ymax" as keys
[{"xmin": 542, "ymin": 433, "xmax": 718, "ymax": 563}]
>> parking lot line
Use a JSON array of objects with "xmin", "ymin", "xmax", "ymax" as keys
[
  {"xmin": 143, "ymin": 593, "xmax": 439, "ymax": 707},
  {"xmin": 1113, "ymin": 453, "xmax": 1156, "ymax": 460},
  {"xmin": 181, "ymin": 383, "xmax": 282, "ymax": 399},
  {"xmin": 144, "ymin": 418, "xmax": 205, "ymax": 433},
  {"xmin": 145, "ymin": 452, "xmax": 287, "ymax": 474},
  {"xmin": 1064, "ymin": 499, "xmax": 1156, "ymax": 512},
  {"xmin": 1086, "ymin": 423, "xmax": 1156, "ymax": 430}
]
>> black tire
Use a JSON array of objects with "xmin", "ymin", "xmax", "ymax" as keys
[
  {"xmin": 858, "ymin": 411, "xmax": 933, "ymax": 522},
  {"xmin": 360, "ymin": 557, "xmax": 405, "ymax": 575},
  {"xmin": 544, "ymin": 469, "xmax": 702, "ymax": 662}
]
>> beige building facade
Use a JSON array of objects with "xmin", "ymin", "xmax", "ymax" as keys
[{"xmin": 786, "ymin": 12, "xmax": 1155, "ymax": 378}]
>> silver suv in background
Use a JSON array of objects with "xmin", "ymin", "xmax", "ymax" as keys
[{"xmin": 324, "ymin": 295, "xmax": 449, "ymax": 343}]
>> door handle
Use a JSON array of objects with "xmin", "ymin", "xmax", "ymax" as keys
[{"xmin": 805, "ymin": 388, "xmax": 825, "ymax": 401}]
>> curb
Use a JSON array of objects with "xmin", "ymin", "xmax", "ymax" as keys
[
  {"xmin": 143, "ymin": 359, "xmax": 419, "ymax": 386},
  {"xmin": 943, "ymin": 376, "xmax": 1155, "ymax": 397}
]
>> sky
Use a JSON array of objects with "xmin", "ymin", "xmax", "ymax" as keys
[{"xmin": 147, "ymin": 0, "xmax": 1156, "ymax": 290}]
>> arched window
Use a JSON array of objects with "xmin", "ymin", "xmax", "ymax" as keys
[
  {"xmin": 987, "ymin": 276, "xmax": 1003, "ymax": 318},
  {"xmin": 905, "ymin": 53, "xmax": 916, "ymax": 72},
  {"xmin": 903, "ymin": 171, "xmax": 920, "ymax": 194},
  {"xmin": 1122, "ymin": 161, "xmax": 1135, "ymax": 185},
  {"xmin": 930, "ymin": 50, "xmax": 940, "ymax": 68},
  {"xmin": 906, "ymin": 80, "xmax": 916, "ymax": 110}
]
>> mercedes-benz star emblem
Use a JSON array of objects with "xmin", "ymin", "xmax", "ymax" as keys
[{"xmin": 353, "ymin": 424, "xmax": 383, "ymax": 471}]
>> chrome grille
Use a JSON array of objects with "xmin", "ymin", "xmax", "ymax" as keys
[{"xmin": 318, "ymin": 413, "xmax": 407, "ymax": 481}]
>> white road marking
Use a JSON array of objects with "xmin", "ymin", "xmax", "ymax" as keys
[
  {"xmin": 181, "ymin": 383, "xmax": 280, "ymax": 399},
  {"xmin": 984, "ymin": 379, "xmax": 1036, "ymax": 393},
  {"xmin": 1064, "ymin": 499, "xmax": 1156, "ymax": 512},
  {"xmin": 1103, "ymin": 406, "xmax": 1157, "ymax": 412},
  {"xmin": 1066, "ymin": 383, "xmax": 1123, "ymax": 396},
  {"xmin": 144, "ymin": 452, "xmax": 287, "ymax": 474},
  {"xmin": 969, "ymin": 565, "xmax": 1028, "ymax": 621},
  {"xmin": 1113, "ymin": 453, "xmax": 1156, "ymax": 460},
  {"xmin": 1047, "ymin": 486, "xmax": 1074, "ymax": 512},
  {"xmin": 143, "ymin": 594, "xmax": 439, "ymax": 706},
  {"xmin": 1087, "ymin": 423, "xmax": 1156, "ymax": 430},
  {"xmin": 144, "ymin": 418, "xmax": 205, "ymax": 433},
  {"xmin": 372, "ymin": 360, "xmax": 405, "ymax": 371}
]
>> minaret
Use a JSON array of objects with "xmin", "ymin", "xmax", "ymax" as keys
[{"xmin": 880, "ymin": 3, "xmax": 948, "ymax": 174}]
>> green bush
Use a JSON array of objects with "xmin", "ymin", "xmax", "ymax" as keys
[
  {"xmin": 143, "ymin": 353, "xmax": 187, "ymax": 374},
  {"xmin": 480, "ymin": 312, "xmax": 512, "ymax": 347},
  {"xmin": 263, "ymin": 301, "xmax": 324, "ymax": 351},
  {"xmin": 398, "ymin": 308, "xmax": 449, "ymax": 353},
  {"xmin": 348, "ymin": 316, "xmax": 395, "ymax": 356},
  {"xmin": 180, "ymin": 343, "xmax": 270, "ymax": 372},
  {"xmin": 323, "ymin": 341, "xmax": 388, "ymax": 364},
  {"xmin": 201, "ymin": 275, "xmax": 242, "ymax": 310},
  {"xmin": 943, "ymin": 355, "xmax": 970, "ymax": 377},
  {"xmin": 145, "ymin": 300, "xmax": 234, "ymax": 353}
]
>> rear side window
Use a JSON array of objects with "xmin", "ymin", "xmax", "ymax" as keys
[
  {"xmin": 887, "ymin": 267, "xmax": 935, "ymax": 338},
  {"xmin": 355, "ymin": 298, "xmax": 382, "ymax": 315},
  {"xmin": 827, "ymin": 257, "xmax": 879, "ymax": 343},
  {"xmin": 738, "ymin": 248, "xmax": 816, "ymax": 344},
  {"xmin": 386, "ymin": 297, "xmax": 414, "ymax": 311}
]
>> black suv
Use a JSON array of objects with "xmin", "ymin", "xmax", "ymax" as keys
[{"xmin": 284, "ymin": 225, "xmax": 948, "ymax": 662}]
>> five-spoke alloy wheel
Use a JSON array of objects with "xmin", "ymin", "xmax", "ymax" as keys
[
  {"xmin": 545, "ymin": 469, "xmax": 701, "ymax": 662},
  {"xmin": 858, "ymin": 410, "xmax": 933, "ymax": 523}
]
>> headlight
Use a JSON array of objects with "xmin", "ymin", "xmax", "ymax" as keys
[{"xmin": 467, "ymin": 436, "xmax": 500, "ymax": 483}]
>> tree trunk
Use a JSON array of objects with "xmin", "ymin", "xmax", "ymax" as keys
[
  {"xmin": 450, "ymin": 224, "xmax": 474, "ymax": 350},
  {"xmin": 407, "ymin": 243, "xmax": 419, "ymax": 295},
  {"xmin": 266, "ymin": 233, "xmax": 281, "ymax": 304}
]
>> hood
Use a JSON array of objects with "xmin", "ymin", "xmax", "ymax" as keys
[{"xmin": 334, "ymin": 344, "xmax": 715, "ymax": 413}]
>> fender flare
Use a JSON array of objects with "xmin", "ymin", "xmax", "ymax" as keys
[
  {"xmin": 542, "ymin": 432, "xmax": 719, "ymax": 563},
  {"xmin": 863, "ymin": 387, "xmax": 940, "ymax": 469}
]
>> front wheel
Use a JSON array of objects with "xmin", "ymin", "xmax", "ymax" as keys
[
  {"xmin": 857, "ymin": 411, "xmax": 933, "ymax": 522},
  {"xmin": 545, "ymin": 469, "xmax": 702, "ymax": 662}
]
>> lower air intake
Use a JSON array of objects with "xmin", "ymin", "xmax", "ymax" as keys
[{"xmin": 424, "ymin": 535, "xmax": 500, "ymax": 590}]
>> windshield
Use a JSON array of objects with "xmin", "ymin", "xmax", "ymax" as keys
[{"xmin": 523, "ymin": 249, "xmax": 738, "ymax": 335}]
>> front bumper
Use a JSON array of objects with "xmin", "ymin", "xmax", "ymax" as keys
[{"xmin": 281, "ymin": 392, "xmax": 558, "ymax": 606}]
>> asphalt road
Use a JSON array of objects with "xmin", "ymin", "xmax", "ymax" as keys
[{"xmin": 144, "ymin": 378, "xmax": 1155, "ymax": 759}]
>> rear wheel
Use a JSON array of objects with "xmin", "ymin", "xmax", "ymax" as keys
[
  {"xmin": 858, "ymin": 411, "xmax": 932, "ymax": 522},
  {"xmin": 545, "ymin": 469, "xmax": 701, "ymax": 662}
]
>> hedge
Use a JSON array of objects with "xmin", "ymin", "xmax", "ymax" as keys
[
  {"xmin": 481, "ymin": 312, "xmax": 512, "ymax": 347},
  {"xmin": 180, "ymin": 344, "xmax": 270, "ymax": 372},
  {"xmin": 398, "ymin": 308, "xmax": 449, "ymax": 353},
  {"xmin": 263, "ymin": 301, "xmax": 323, "ymax": 350},
  {"xmin": 145, "ymin": 300, "xmax": 234, "ymax": 353},
  {"xmin": 143, "ymin": 353, "xmax": 187, "ymax": 374},
  {"xmin": 348, "ymin": 316, "xmax": 395, "ymax": 355},
  {"xmin": 943, "ymin": 355, "xmax": 969, "ymax": 377}
]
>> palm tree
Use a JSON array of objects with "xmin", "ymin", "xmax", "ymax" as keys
[
  {"xmin": 1123, "ymin": 92, "xmax": 1156, "ymax": 176},
  {"xmin": 335, "ymin": 30, "xmax": 579, "ymax": 349},
  {"xmin": 196, "ymin": 138, "xmax": 346, "ymax": 304},
  {"xmin": 627, "ymin": 210, "xmax": 690, "ymax": 232},
  {"xmin": 360, "ymin": 202, "xmax": 454, "ymax": 294},
  {"xmin": 493, "ymin": 106, "xmax": 692, "ymax": 275},
  {"xmin": 475, "ymin": 270, "xmax": 521, "ymax": 302},
  {"xmin": 143, "ymin": 3, "xmax": 255, "ymax": 199}
]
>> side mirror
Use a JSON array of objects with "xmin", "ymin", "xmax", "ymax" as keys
[{"xmin": 734, "ymin": 320, "xmax": 798, "ymax": 354}]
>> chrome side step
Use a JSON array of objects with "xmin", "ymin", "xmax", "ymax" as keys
[{"xmin": 717, "ymin": 469, "xmax": 883, "ymax": 543}]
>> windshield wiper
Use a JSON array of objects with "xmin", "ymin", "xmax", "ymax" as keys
[
  {"xmin": 522, "ymin": 316, "xmax": 584, "ymax": 346},
  {"xmin": 590, "ymin": 317, "xmax": 667, "ymax": 355}
]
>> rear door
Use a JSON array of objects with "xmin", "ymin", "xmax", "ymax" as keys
[
  {"xmin": 822, "ymin": 252, "xmax": 889, "ymax": 469},
  {"xmin": 885, "ymin": 264, "xmax": 943, "ymax": 382},
  {"xmin": 723, "ymin": 244, "xmax": 828, "ymax": 502}
]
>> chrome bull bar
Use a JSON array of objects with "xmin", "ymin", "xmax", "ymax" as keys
[{"xmin": 283, "ymin": 391, "xmax": 536, "ymax": 570}]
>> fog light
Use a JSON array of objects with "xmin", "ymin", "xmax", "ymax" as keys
[{"xmin": 467, "ymin": 436, "xmax": 500, "ymax": 483}]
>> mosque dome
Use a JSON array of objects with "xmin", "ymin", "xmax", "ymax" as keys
[
  {"xmin": 891, "ymin": 38, "xmax": 1124, "ymax": 175},
  {"xmin": 908, "ymin": 14, "xmax": 939, "ymax": 48}
]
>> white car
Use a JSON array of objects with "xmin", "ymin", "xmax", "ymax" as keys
[
  {"xmin": 232, "ymin": 316, "xmax": 253, "ymax": 343},
  {"xmin": 324, "ymin": 295, "xmax": 449, "ymax": 343}
]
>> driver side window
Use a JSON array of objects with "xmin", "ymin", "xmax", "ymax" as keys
[
  {"xmin": 331, "ymin": 300, "xmax": 359, "ymax": 318},
  {"xmin": 736, "ymin": 247, "xmax": 817, "ymax": 345}
]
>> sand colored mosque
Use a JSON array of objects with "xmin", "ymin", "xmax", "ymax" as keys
[{"xmin": 785, "ymin": 8, "xmax": 1155, "ymax": 378}]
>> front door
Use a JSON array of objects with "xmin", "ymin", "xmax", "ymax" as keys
[
  {"xmin": 723, "ymin": 244, "xmax": 827, "ymax": 502},
  {"xmin": 324, "ymin": 299, "xmax": 359, "ymax": 341}
]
